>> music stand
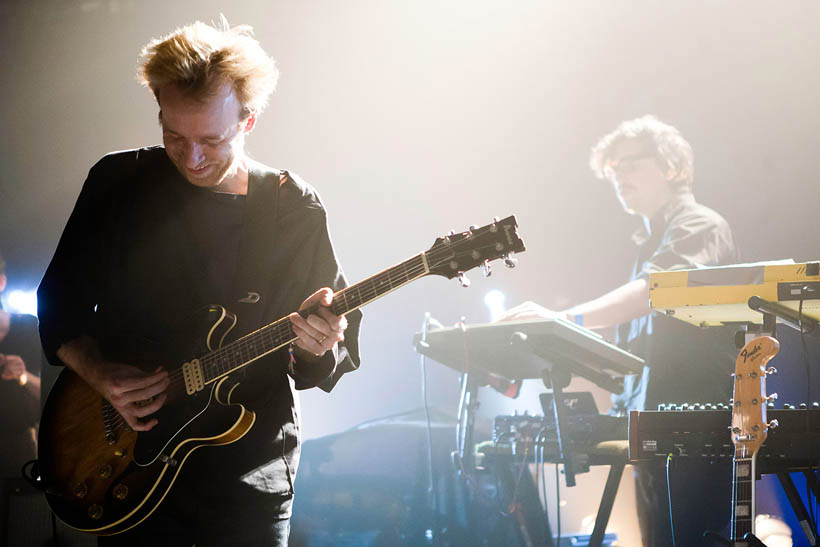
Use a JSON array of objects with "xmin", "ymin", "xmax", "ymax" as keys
[{"xmin": 414, "ymin": 318, "xmax": 644, "ymax": 486}]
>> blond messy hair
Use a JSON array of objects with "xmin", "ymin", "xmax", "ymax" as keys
[
  {"xmin": 138, "ymin": 17, "xmax": 279, "ymax": 118},
  {"xmin": 589, "ymin": 115, "xmax": 695, "ymax": 189}
]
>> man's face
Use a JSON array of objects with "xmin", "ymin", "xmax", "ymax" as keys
[
  {"xmin": 604, "ymin": 139, "xmax": 672, "ymax": 218},
  {"xmin": 159, "ymin": 83, "xmax": 250, "ymax": 189}
]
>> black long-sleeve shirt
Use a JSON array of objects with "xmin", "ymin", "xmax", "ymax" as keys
[{"xmin": 38, "ymin": 147, "xmax": 361, "ymax": 510}]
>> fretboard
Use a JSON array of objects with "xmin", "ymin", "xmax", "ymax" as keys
[
  {"xmin": 731, "ymin": 454, "xmax": 755, "ymax": 543},
  {"xmin": 197, "ymin": 252, "xmax": 431, "ymax": 384}
]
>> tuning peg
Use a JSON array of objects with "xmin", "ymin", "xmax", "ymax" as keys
[
  {"xmin": 800, "ymin": 402, "xmax": 808, "ymax": 410},
  {"xmin": 766, "ymin": 393, "xmax": 778, "ymax": 402},
  {"xmin": 504, "ymin": 252, "xmax": 518, "ymax": 268},
  {"xmin": 469, "ymin": 225, "xmax": 479, "ymax": 231},
  {"xmin": 766, "ymin": 366, "xmax": 777, "ymax": 376},
  {"xmin": 490, "ymin": 217, "xmax": 500, "ymax": 232},
  {"xmin": 767, "ymin": 419, "xmax": 779, "ymax": 430},
  {"xmin": 457, "ymin": 272, "xmax": 471, "ymax": 288},
  {"xmin": 482, "ymin": 260, "xmax": 492, "ymax": 277}
]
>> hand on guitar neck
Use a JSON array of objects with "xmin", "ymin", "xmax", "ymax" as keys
[
  {"xmin": 56, "ymin": 335, "xmax": 170, "ymax": 432},
  {"xmin": 288, "ymin": 287, "xmax": 348, "ymax": 360}
]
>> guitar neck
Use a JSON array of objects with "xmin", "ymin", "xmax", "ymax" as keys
[
  {"xmin": 731, "ymin": 454, "xmax": 756, "ymax": 544},
  {"xmin": 198, "ymin": 252, "xmax": 431, "ymax": 384}
]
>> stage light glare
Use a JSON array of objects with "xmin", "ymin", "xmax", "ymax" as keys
[
  {"xmin": 6, "ymin": 289, "xmax": 38, "ymax": 316},
  {"xmin": 484, "ymin": 289, "xmax": 506, "ymax": 321}
]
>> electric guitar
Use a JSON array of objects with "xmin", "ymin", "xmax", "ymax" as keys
[
  {"xmin": 729, "ymin": 336, "xmax": 779, "ymax": 545},
  {"xmin": 38, "ymin": 215, "xmax": 525, "ymax": 535}
]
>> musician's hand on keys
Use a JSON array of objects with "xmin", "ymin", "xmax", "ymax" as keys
[
  {"xmin": 496, "ymin": 301, "xmax": 570, "ymax": 322},
  {"xmin": 289, "ymin": 287, "xmax": 347, "ymax": 360}
]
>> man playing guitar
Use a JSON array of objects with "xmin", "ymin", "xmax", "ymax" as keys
[{"xmin": 37, "ymin": 18, "xmax": 361, "ymax": 546}]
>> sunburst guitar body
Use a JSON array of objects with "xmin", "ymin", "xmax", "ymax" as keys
[{"xmin": 38, "ymin": 305, "xmax": 254, "ymax": 535}]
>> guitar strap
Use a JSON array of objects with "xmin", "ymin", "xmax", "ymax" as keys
[{"xmin": 231, "ymin": 164, "xmax": 285, "ymax": 336}]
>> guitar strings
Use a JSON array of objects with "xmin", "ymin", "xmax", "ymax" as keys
[
  {"xmin": 108, "ymin": 232, "xmax": 513, "ymax": 434},
  {"xmin": 193, "ymin": 237, "xmax": 502, "ymax": 382}
]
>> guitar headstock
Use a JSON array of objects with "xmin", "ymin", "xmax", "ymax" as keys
[
  {"xmin": 731, "ymin": 336, "xmax": 779, "ymax": 458},
  {"xmin": 424, "ymin": 215, "xmax": 525, "ymax": 282}
]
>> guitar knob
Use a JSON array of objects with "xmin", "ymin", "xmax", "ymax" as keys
[
  {"xmin": 813, "ymin": 402, "xmax": 819, "ymax": 409},
  {"xmin": 98, "ymin": 464, "xmax": 113, "ymax": 479},
  {"xmin": 113, "ymin": 483, "xmax": 129, "ymax": 501},
  {"xmin": 800, "ymin": 403, "xmax": 808, "ymax": 409},
  {"xmin": 768, "ymin": 419, "xmax": 780, "ymax": 430},
  {"xmin": 766, "ymin": 366, "xmax": 777, "ymax": 376},
  {"xmin": 72, "ymin": 482, "xmax": 88, "ymax": 499},
  {"xmin": 88, "ymin": 504, "xmax": 104, "ymax": 520}
]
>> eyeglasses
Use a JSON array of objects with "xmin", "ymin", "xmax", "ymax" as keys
[{"xmin": 603, "ymin": 154, "xmax": 657, "ymax": 180}]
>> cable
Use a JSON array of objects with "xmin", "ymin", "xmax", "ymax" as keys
[
  {"xmin": 799, "ymin": 286, "xmax": 816, "ymax": 539},
  {"xmin": 667, "ymin": 453, "xmax": 677, "ymax": 547},
  {"xmin": 534, "ymin": 427, "xmax": 551, "ymax": 541},
  {"xmin": 799, "ymin": 287, "xmax": 812, "ymax": 405},
  {"xmin": 807, "ymin": 479, "xmax": 815, "ymax": 542}
]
